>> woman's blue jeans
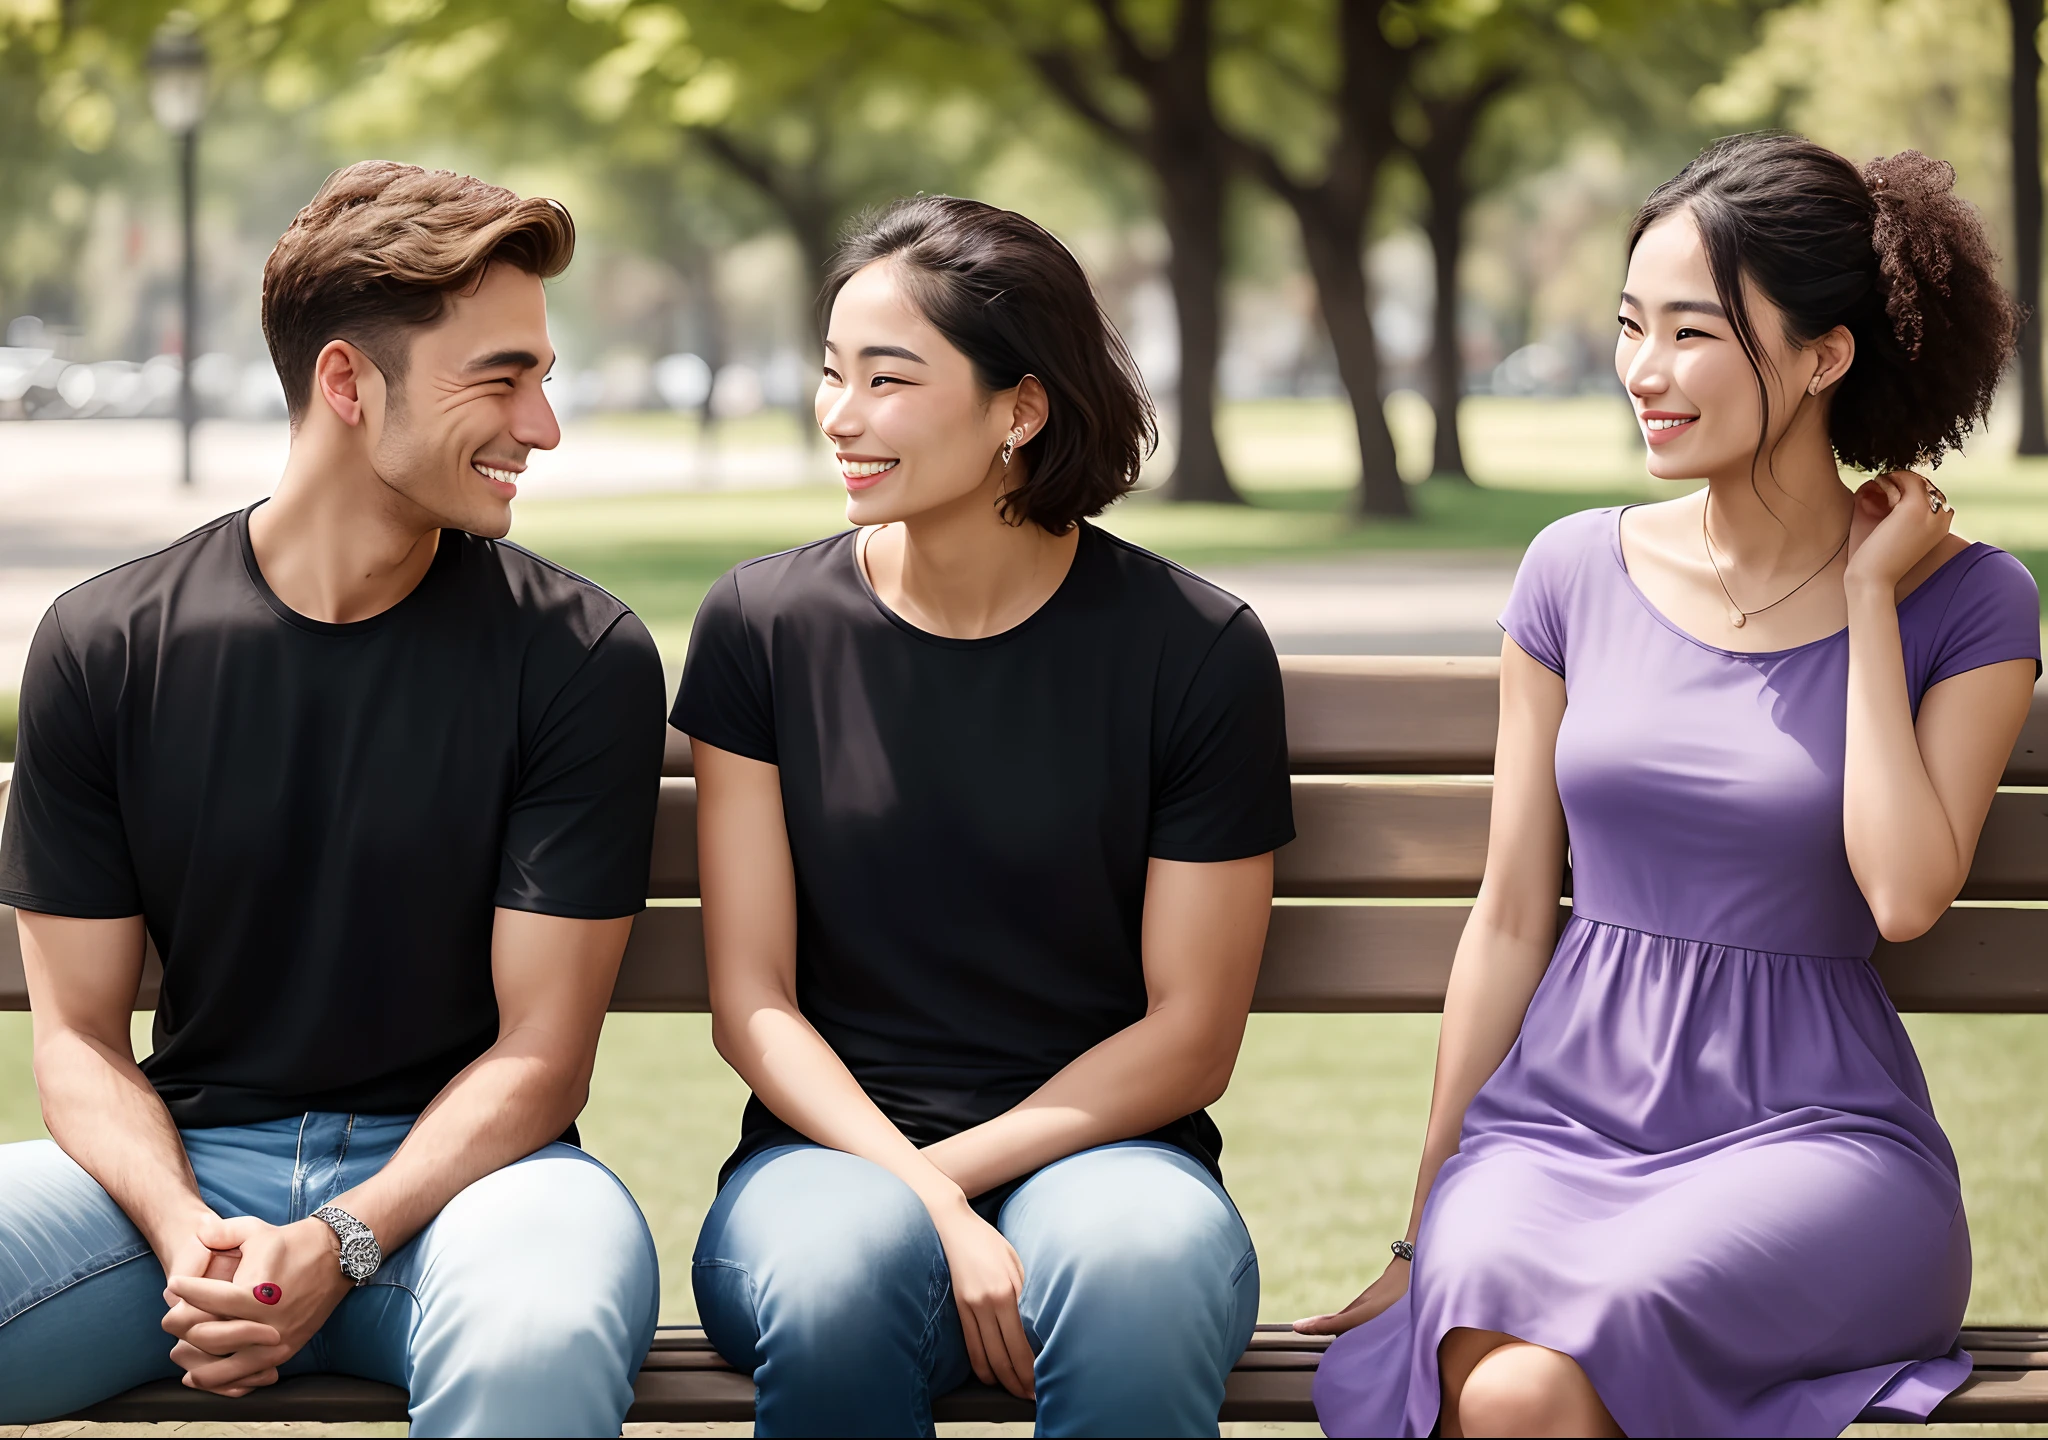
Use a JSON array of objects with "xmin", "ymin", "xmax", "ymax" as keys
[
  {"xmin": 694, "ymin": 1139, "xmax": 1260, "ymax": 1438},
  {"xmin": 0, "ymin": 1113, "xmax": 660, "ymax": 1436}
]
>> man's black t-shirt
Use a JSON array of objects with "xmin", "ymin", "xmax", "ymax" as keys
[
  {"xmin": 672, "ymin": 521, "xmax": 1294, "ymax": 1188},
  {"xmin": 0, "ymin": 505, "xmax": 666, "ymax": 1129}
]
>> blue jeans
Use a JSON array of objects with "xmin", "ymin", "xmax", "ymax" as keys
[
  {"xmin": 0, "ymin": 1113, "xmax": 660, "ymax": 1436},
  {"xmin": 694, "ymin": 1139, "xmax": 1259, "ymax": 1438}
]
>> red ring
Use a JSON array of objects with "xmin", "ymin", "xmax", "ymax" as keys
[{"xmin": 253, "ymin": 1282, "xmax": 282, "ymax": 1306}]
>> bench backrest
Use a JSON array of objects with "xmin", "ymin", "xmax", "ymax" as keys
[{"xmin": 5, "ymin": 656, "xmax": 2047, "ymax": 1013}]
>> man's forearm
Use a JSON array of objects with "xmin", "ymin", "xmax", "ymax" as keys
[
  {"xmin": 37, "ymin": 1028, "xmax": 212, "ymax": 1259},
  {"xmin": 923, "ymin": 1005, "xmax": 1244, "ymax": 1199},
  {"xmin": 325, "ymin": 1027, "xmax": 590, "ymax": 1255}
]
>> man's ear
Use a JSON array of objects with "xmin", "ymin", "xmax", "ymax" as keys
[{"xmin": 312, "ymin": 340, "xmax": 384, "ymax": 428}]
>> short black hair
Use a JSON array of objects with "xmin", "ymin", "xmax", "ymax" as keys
[
  {"xmin": 1630, "ymin": 133, "xmax": 2017, "ymax": 474},
  {"xmin": 821, "ymin": 195, "xmax": 1157, "ymax": 533}
]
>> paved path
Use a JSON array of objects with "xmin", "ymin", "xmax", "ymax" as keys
[{"xmin": 0, "ymin": 420, "xmax": 1511, "ymax": 693}]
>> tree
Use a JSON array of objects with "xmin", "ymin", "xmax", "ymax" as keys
[
  {"xmin": 1220, "ymin": 0, "xmax": 1411, "ymax": 515},
  {"xmin": 2012, "ymin": 0, "xmax": 2047, "ymax": 454},
  {"xmin": 928, "ymin": 0, "xmax": 1247, "ymax": 504}
]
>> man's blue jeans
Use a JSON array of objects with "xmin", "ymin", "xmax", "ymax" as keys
[
  {"xmin": 0, "ymin": 1113, "xmax": 660, "ymax": 1436},
  {"xmin": 694, "ymin": 1139, "xmax": 1260, "ymax": 1438}
]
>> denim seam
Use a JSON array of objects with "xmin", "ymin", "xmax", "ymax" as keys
[
  {"xmin": 912, "ymin": 1238, "xmax": 953, "ymax": 1423},
  {"xmin": 0, "ymin": 1244, "xmax": 154, "ymax": 1329},
  {"xmin": 331, "ymin": 1113, "xmax": 356, "ymax": 1213},
  {"xmin": 292, "ymin": 1106, "xmax": 311, "ymax": 1220},
  {"xmin": 691, "ymin": 1259, "xmax": 761, "ymax": 1373}
]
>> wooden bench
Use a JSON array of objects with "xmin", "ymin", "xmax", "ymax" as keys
[{"xmin": 4, "ymin": 655, "xmax": 2047, "ymax": 1426}]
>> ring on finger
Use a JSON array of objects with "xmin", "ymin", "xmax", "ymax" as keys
[{"xmin": 1926, "ymin": 481, "xmax": 1950, "ymax": 513}]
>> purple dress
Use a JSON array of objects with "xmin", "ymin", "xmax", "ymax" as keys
[{"xmin": 1312, "ymin": 507, "xmax": 2042, "ymax": 1438}]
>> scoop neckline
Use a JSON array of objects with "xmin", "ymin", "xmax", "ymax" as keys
[
  {"xmin": 1607, "ymin": 503, "xmax": 1977, "ymax": 661},
  {"xmin": 850, "ymin": 519, "xmax": 1089, "ymax": 650},
  {"xmin": 237, "ymin": 500, "xmax": 453, "ymax": 637}
]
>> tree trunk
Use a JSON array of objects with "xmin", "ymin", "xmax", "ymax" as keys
[
  {"xmin": 1297, "ymin": 211, "xmax": 1407, "ymax": 516},
  {"xmin": 2013, "ymin": 0, "xmax": 2047, "ymax": 454},
  {"xmin": 1421, "ymin": 149, "xmax": 1470, "ymax": 481},
  {"xmin": 1154, "ymin": 154, "xmax": 1241, "ymax": 504}
]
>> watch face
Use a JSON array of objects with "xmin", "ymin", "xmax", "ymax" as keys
[{"xmin": 340, "ymin": 1233, "xmax": 379, "ymax": 1279}]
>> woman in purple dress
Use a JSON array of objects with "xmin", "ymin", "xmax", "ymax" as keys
[{"xmin": 1307, "ymin": 134, "xmax": 2042, "ymax": 1437}]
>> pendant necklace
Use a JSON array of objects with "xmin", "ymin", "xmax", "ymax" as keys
[{"xmin": 1701, "ymin": 493, "xmax": 1852, "ymax": 629}]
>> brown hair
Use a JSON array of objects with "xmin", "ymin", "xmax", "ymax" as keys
[
  {"xmin": 262, "ymin": 161, "xmax": 575, "ymax": 422},
  {"xmin": 1628, "ymin": 133, "xmax": 2018, "ymax": 476},
  {"xmin": 821, "ymin": 196, "xmax": 1156, "ymax": 533}
]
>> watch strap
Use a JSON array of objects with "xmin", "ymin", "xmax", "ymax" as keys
[{"xmin": 313, "ymin": 1204, "xmax": 382, "ymax": 1284}]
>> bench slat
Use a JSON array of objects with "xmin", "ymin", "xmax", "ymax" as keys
[
  {"xmin": 64, "ymin": 1325, "xmax": 2048, "ymax": 1424},
  {"xmin": 7, "ymin": 900, "xmax": 2048, "ymax": 1013},
  {"xmin": 648, "ymin": 777, "xmax": 2048, "ymax": 902},
  {"xmin": 663, "ymin": 659, "xmax": 2048, "ymax": 781}
]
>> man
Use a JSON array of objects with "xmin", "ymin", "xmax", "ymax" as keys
[{"xmin": 0, "ymin": 162, "xmax": 666, "ymax": 1436}]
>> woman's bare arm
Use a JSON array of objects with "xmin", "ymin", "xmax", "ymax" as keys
[
  {"xmin": 1295, "ymin": 637, "xmax": 1569, "ymax": 1334},
  {"xmin": 1843, "ymin": 480, "xmax": 2033, "ymax": 939}
]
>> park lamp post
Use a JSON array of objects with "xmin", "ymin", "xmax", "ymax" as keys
[{"xmin": 147, "ymin": 20, "xmax": 206, "ymax": 488}]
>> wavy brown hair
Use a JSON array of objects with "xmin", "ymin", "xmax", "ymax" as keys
[
  {"xmin": 263, "ymin": 161, "xmax": 574, "ymax": 422},
  {"xmin": 1629, "ymin": 133, "xmax": 2018, "ymax": 476},
  {"xmin": 821, "ymin": 196, "xmax": 1157, "ymax": 533}
]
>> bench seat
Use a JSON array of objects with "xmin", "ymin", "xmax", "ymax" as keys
[
  {"xmin": 9, "ymin": 657, "xmax": 2048, "ymax": 1428},
  {"xmin": 65, "ymin": 1325, "xmax": 2048, "ymax": 1425}
]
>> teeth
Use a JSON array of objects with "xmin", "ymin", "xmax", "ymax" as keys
[
  {"xmin": 1645, "ymin": 417, "xmax": 1695, "ymax": 431},
  {"xmin": 843, "ymin": 459, "xmax": 898, "ymax": 478},
  {"xmin": 475, "ymin": 462, "xmax": 519, "ymax": 483}
]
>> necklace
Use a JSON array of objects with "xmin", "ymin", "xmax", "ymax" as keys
[{"xmin": 1700, "ymin": 493, "xmax": 1852, "ymax": 629}]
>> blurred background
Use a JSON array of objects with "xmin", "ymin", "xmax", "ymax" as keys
[{"xmin": 5, "ymin": 4, "xmax": 2048, "ymax": 1433}]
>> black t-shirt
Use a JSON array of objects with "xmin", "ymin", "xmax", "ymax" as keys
[
  {"xmin": 673, "ymin": 521, "xmax": 1293, "ymax": 1188},
  {"xmin": 0, "ymin": 505, "xmax": 665, "ymax": 1129}
]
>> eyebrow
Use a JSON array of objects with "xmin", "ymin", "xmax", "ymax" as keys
[
  {"xmin": 1619, "ymin": 291, "xmax": 1727, "ymax": 319},
  {"xmin": 822, "ymin": 340, "xmax": 928, "ymax": 364},
  {"xmin": 466, "ymin": 349, "xmax": 552, "ymax": 373}
]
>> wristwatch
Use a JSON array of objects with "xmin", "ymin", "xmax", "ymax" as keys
[{"xmin": 313, "ymin": 1204, "xmax": 382, "ymax": 1285}]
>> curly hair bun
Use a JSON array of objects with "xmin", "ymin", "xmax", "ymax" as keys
[{"xmin": 1632, "ymin": 133, "xmax": 2019, "ymax": 474}]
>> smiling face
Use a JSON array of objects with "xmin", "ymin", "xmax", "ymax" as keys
[
  {"xmin": 363, "ymin": 261, "xmax": 560, "ymax": 537},
  {"xmin": 1617, "ymin": 210, "xmax": 1838, "ymax": 482},
  {"xmin": 816, "ymin": 259, "xmax": 1022, "ymax": 527}
]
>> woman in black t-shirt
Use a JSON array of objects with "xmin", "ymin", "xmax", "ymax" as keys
[{"xmin": 673, "ymin": 196, "xmax": 1294, "ymax": 1438}]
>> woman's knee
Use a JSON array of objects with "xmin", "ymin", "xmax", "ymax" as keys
[
  {"xmin": 1011, "ymin": 1145, "xmax": 1255, "ymax": 1343},
  {"xmin": 695, "ymin": 1147, "xmax": 946, "ymax": 1363},
  {"xmin": 1453, "ymin": 1342, "xmax": 1617, "ymax": 1439}
]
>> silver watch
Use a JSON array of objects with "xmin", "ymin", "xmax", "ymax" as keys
[{"xmin": 313, "ymin": 1204, "xmax": 382, "ymax": 1285}]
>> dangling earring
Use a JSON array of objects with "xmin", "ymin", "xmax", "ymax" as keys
[{"xmin": 1001, "ymin": 427, "xmax": 1023, "ymax": 466}]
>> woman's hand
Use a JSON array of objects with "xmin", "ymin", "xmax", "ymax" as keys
[
  {"xmin": 1292, "ymin": 1255, "xmax": 1410, "ymax": 1337},
  {"xmin": 929, "ymin": 1196, "xmax": 1036, "ymax": 1399},
  {"xmin": 1845, "ymin": 471, "xmax": 1953, "ymax": 594}
]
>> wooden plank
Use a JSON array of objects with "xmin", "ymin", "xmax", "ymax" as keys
[
  {"xmin": 70, "ymin": 1375, "xmax": 411, "ymax": 1422},
  {"xmin": 63, "ymin": 1326, "xmax": 2048, "ymax": 1425},
  {"xmin": 8, "ymin": 900, "xmax": 2048, "ymax": 1014},
  {"xmin": 1280, "ymin": 655, "xmax": 1501, "ymax": 774},
  {"xmin": 648, "ymin": 777, "xmax": 696, "ymax": 897}
]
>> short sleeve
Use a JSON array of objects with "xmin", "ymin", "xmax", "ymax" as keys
[
  {"xmin": 0, "ymin": 606, "xmax": 141, "ymax": 917},
  {"xmin": 495, "ymin": 612, "xmax": 667, "ymax": 919},
  {"xmin": 1150, "ymin": 607, "xmax": 1295, "ymax": 862},
  {"xmin": 1924, "ymin": 548, "xmax": 2043, "ymax": 690},
  {"xmin": 671, "ymin": 568, "xmax": 776, "ymax": 764},
  {"xmin": 1498, "ymin": 514, "xmax": 1588, "ymax": 676}
]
